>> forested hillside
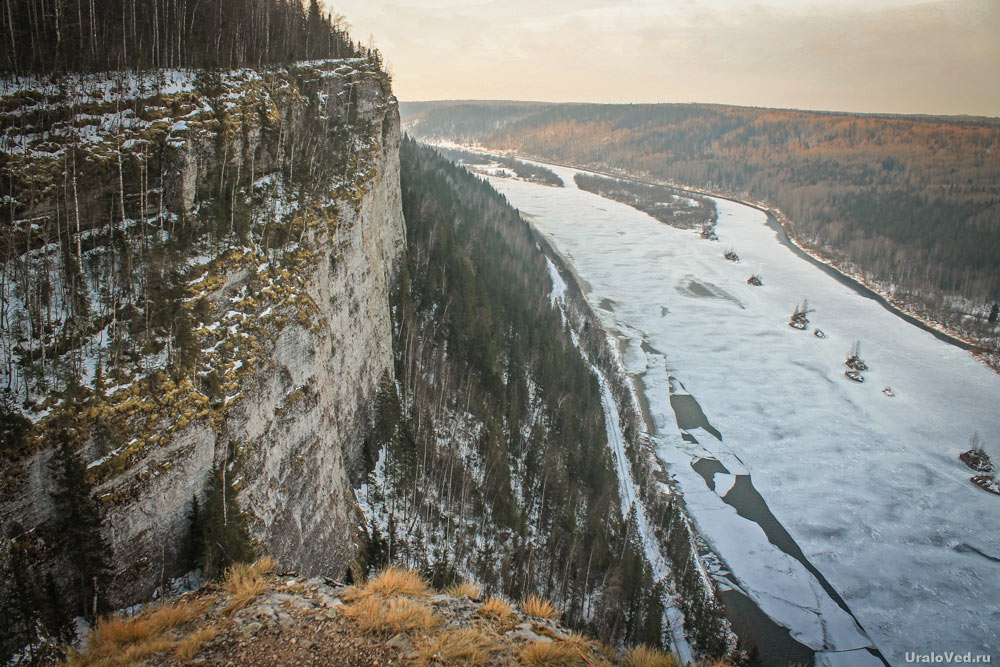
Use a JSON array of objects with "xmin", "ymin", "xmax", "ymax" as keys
[
  {"xmin": 361, "ymin": 137, "xmax": 670, "ymax": 648},
  {"xmin": 403, "ymin": 102, "xmax": 1000, "ymax": 365},
  {"xmin": 434, "ymin": 145, "xmax": 564, "ymax": 186},
  {"xmin": 1, "ymin": 0, "xmax": 373, "ymax": 74},
  {"xmin": 573, "ymin": 173, "xmax": 717, "ymax": 234}
]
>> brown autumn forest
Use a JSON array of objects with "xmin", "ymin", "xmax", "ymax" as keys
[{"xmin": 402, "ymin": 102, "xmax": 1000, "ymax": 364}]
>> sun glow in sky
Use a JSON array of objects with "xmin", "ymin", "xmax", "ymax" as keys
[{"xmin": 331, "ymin": 0, "xmax": 999, "ymax": 116}]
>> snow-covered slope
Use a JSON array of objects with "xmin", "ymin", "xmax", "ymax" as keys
[{"xmin": 484, "ymin": 163, "xmax": 1000, "ymax": 665}]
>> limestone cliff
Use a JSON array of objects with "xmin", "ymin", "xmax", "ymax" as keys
[{"xmin": 0, "ymin": 59, "xmax": 404, "ymax": 615}]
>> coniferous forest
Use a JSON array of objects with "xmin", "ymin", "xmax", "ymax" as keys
[
  {"xmin": 368, "ymin": 136, "xmax": 670, "ymax": 648},
  {"xmin": 1, "ymin": 0, "xmax": 370, "ymax": 75}
]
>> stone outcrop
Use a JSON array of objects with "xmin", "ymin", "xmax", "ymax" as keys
[
  {"xmin": 68, "ymin": 563, "xmax": 686, "ymax": 666},
  {"xmin": 0, "ymin": 60, "xmax": 405, "ymax": 608}
]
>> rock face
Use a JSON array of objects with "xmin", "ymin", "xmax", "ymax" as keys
[
  {"xmin": 107, "ymin": 109, "xmax": 405, "ymax": 603},
  {"xmin": 0, "ymin": 60, "xmax": 404, "ymax": 608},
  {"xmin": 234, "ymin": 118, "xmax": 405, "ymax": 581}
]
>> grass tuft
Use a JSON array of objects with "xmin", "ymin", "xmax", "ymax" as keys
[
  {"xmin": 65, "ymin": 600, "xmax": 199, "ymax": 666},
  {"xmin": 144, "ymin": 601, "xmax": 200, "ymax": 633},
  {"xmin": 443, "ymin": 580, "xmax": 482, "ymax": 600},
  {"xmin": 222, "ymin": 556, "xmax": 277, "ymax": 615},
  {"xmin": 518, "ymin": 640, "xmax": 582, "ymax": 666},
  {"xmin": 521, "ymin": 594, "xmax": 559, "ymax": 619},
  {"xmin": 622, "ymin": 644, "xmax": 680, "ymax": 667},
  {"xmin": 87, "ymin": 615, "xmax": 150, "ymax": 649},
  {"xmin": 559, "ymin": 631, "xmax": 596, "ymax": 654},
  {"xmin": 345, "ymin": 596, "xmax": 440, "ymax": 636},
  {"xmin": 413, "ymin": 627, "xmax": 497, "ymax": 666},
  {"xmin": 344, "ymin": 565, "xmax": 431, "ymax": 601},
  {"xmin": 173, "ymin": 625, "xmax": 219, "ymax": 661},
  {"xmin": 116, "ymin": 638, "xmax": 176, "ymax": 664},
  {"xmin": 477, "ymin": 596, "xmax": 514, "ymax": 621}
]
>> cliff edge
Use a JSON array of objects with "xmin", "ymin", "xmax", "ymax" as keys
[{"xmin": 1, "ymin": 58, "xmax": 404, "ymax": 618}]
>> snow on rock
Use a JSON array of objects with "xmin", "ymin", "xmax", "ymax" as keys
[{"xmin": 0, "ymin": 61, "xmax": 405, "ymax": 611}]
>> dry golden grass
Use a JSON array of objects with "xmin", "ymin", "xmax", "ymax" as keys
[
  {"xmin": 412, "ymin": 627, "xmax": 497, "ymax": 666},
  {"xmin": 443, "ymin": 580, "xmax": 482, "ymax": 600},
  {"xmin": 114, "ymin": 637, "xmax": 176, "ymax": 664},
  {"xmin": 222, "ymin": 556, "xmax": 277, "ymax": 615},
  {"xmin": 554, "ymin": 631, "xmax": 616, "ymax": 667},
  {"xmin": 477, "ymin": 596, "xmax": 514, "ymax": 621},
  {"xmin": 622, "ymin": 644, "xmax": 680, "ymax": 667},
  {"xmin": 521, "ymin": 594, "xmax": 559, "ymax": 620},
  {"xmin": 173, "ymin": 625, "xmax": 219, "ymax": 662},
  {"xmin": 344, "ymin": 565, "xmax": 431, "ymax": 601},
  {"xmin": 559, "ymin": 631, "xmax": 596, "ymax": 655},
  {"xmin": 345, "ymin": 596, "xmax": 440, "ymax": 636},
  {"xmin": 144, "ymin": 601, "xmax": 200, "ymax": 633},
  {"xmin": 518, "ymin": 640, "xmax": 583, "ymax": 666},
  {"xmin": 65, "ymin": 600, "xmax": 200, "ymax": 666},
  {"xmin": 85, "ymin": 616, "xmax": 149, "ymax": 650}
]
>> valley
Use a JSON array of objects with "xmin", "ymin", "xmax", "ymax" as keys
[
  {"xmin": 1, "ymin": 2, "xmax": 997, "ymax": 665},
  {"xmin": 402, "ymin": 102, "xmax": 1000, "ymax": 371},
  {"xmin": 462, "ymin": 154, "xmax": 1000, "ymax": 666}
]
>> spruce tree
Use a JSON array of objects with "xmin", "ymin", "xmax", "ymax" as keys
[
  {"xmin": 48, "ymin": 417, "xmax": 111, "ymax": 620},
  {"xmin": 197, "ymin": 466, "xmax": 254, "ymax": 578},
  {"xmin": 40, "ymin": 572, "xmax": 74, "ymax": 646},
  {"xmin": 182, "ymin": 496, "xmax": 204, "ymax": 571},
  {"xmin": 641, "ymin": 580, "xmax": 666, "ymax": 648},
  {"xmin": 2, "ymin": 525, "xmax": 40, "ymax": 663},
  {"xmin": 0, "ymin": 390, "xmax": 30, "ymax": 455}
]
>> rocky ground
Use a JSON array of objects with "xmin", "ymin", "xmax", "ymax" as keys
[
  {"xmin": 161, "ymin": 576, "xmax": 400, "ymax": 666},
  {"xmin": 65, "ymin": 561, "xmax": 696, "ymax": 667}
]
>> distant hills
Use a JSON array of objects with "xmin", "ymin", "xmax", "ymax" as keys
[{"xmin": 402, "ymin": 101, "xmax": 1000, "ymax": 366}]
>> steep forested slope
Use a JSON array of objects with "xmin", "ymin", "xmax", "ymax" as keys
[
  {"xmin": 359, "ymin": 137, "xmax": 668, "ymax": 648},
  {"xmin": 403, "ymin": 101, "xmax": 1000, "ymax": 365}
]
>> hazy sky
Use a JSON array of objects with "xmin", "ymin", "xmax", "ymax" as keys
[{"xmin": 331, "ymin": 0, "xmax": 999, "ymax": 116}]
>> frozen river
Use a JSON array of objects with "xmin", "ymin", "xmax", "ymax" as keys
[{"xmin": 483, "ymin": 163, "xmax": 1000, "ymax": 666}]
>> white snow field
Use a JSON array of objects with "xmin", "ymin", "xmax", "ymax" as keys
[{"xmin": 484, "ymin": 163, "xmax": 1000, "ymax": 666}]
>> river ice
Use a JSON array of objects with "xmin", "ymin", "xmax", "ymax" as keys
[{"xmin": 485, "ymin": 163, "xmax": 1000, "ymax": 665}]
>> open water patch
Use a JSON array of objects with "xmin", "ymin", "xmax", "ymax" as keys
[
  {"xmin": 668, "ymin": 376, "xmax": 723, "ymax": 441},
  {"xmin": 721, "ymin": 477, "xmax": 888, "ymax": 664},
  {"xmin": 721, "ymin": 587, "xmax": 816, "ymax": 667},
  {"xmin": 692, "ymin": 457, "xmax": 729, "ymax": 491},
  {"xmin": 691, "ymin": 465, "xmax": 888, "ymax": 665}
]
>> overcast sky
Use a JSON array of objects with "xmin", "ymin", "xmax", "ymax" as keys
[{"xmin": 330, "ymin": 0, "xmax": 999, "ymax": 117}]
